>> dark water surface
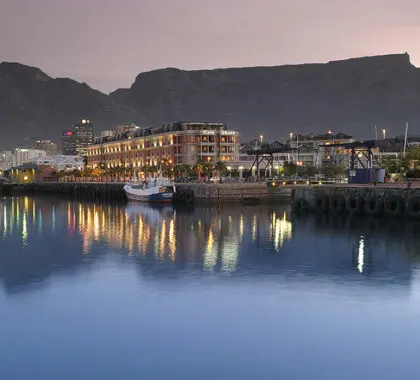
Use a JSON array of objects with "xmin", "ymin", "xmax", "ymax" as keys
[{"xmin": 1, "ymin": 197, "xmax": 420, "ymax": 379}]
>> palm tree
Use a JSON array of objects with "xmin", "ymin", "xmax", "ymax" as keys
[
  {"xmin": 214, "ymin": 161, "xmax": 228, "ymax": 177},
  {"xmin": 160, "ymin": 158, "xmax": 173, "ymax": 177},
  {"xmin": 114, "ymin": 166, "xmax": 125, "ymax": 181},
  {"xmin": 82, "ymin": 167, "xmax": 94, "ymax": 178},
  {"xmin": 173, "ymin": 164, "xmax": 191, "ymax": 178},
  {"xmin": 193, "ymin": 159, "xmax": 206, "ymax": 177},
  {"xmin": 141, "ymin": 165, "xmax": 159, "ymax": 178}
]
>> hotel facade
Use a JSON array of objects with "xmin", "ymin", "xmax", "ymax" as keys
[{"xmin": 87, "ymin": 121, "xmax": 239, "ymax": 170}]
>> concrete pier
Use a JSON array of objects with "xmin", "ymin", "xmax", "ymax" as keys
[
  {"xmin": 292, "ymin": 184, "xmax": 420, "ymax": 218},
  {"xmin": 0, "ymin": 182, "xmax": 292, "ymax": 203},
  {"xmin": 11, "ymin": 182, "xmax": 127, "ymax": 201},
  {"xmin": 176, "ymin": 183, "xmax": 268, "ymax": 203}
]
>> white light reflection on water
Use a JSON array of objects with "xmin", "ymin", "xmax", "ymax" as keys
[{"xmin": 358, "ymin": 235, "xmax": 365, "ymax": 273}]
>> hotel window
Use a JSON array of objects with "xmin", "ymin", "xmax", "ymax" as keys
[
  {"xmin": 202, "ymin": 136, "xmax": 208, "ymax": 142},
  {"xmin": 221, "ymin": 137, "xmax": 226, "ymax": 143}
]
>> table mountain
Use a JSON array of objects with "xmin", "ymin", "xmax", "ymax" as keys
[
  {"xmin": 1, "ymin": 53, "xmax": 420, "ymax": 149},
  {"xmin": 111, "ymin": 53, "xmax": 420, "ymax": 141}
]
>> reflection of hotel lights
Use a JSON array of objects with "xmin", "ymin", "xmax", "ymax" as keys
[
  {"xmin": 358, "ymin": 235, "xmax": 365, "ymax": 273},
  {"xmin": 160, "ymin": 220, "xmax": 166, "ymax": 260},
  {"xmin": 168, "ymin": 219, "xmax": 176, "ymax": 261},
  {"xmin": 204, "ymin": 229, "xmax": 217, "ymax": 271}
]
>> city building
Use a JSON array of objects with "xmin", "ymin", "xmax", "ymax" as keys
[
  {"xmin": 112, "ymin": 124, "xmax": 140, "ymax": 136},
  {"xmin": 62, "ymin": 119, "xmax": 94, "ymax": 156},
  {"xmin": 1, "ymin": 149, "xmax": 47, "ymax": 171},
  {"xmin": 31, "ymin": 155, "xmax": 85, "ymax": 172},
  {"xmin": 35, "ymin": 140, "xmax": 58, "ymax": 156},
  {"xmin": 87, "ymin": 121, "xmax": 239, "ymax": 170},
  {"xmin": 13, "ymin": 149, "xmax": 47, "ymax": 167},
  {"xmin": 0, "ymin": 150, "xmax": 14, "ymax": 171}
]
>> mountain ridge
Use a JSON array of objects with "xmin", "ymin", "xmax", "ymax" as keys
[{"xmin": 1, "ymin": 53, "xmax": 419, "ymax": 149}]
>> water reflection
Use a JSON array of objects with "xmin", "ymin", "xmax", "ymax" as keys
[{"xmin": 0, "ymin": 197, "xmax": 418, "ymax": 295}]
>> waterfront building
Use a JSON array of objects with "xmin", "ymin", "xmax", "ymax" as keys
[
  {"xmin": 86, "ymin": 121, "xmax": 239, "ymax": 170},
  {"xmin": 237, "ymin": 132, "xmax": 355, "ymax": 172},
  {"xmin": 8, "ymin": 163, "xmax": 37, "ymax": 184},
  {"xmin": 286, "ymin": 132, "xmax": 355, "ymax": 167},
  {"xmin": 62, "ymin": 119, "xmax": 94, "ymax": 156},
  {"xmin": 31, "ymin": 155, "xmax": 84, "ymax": 172}
]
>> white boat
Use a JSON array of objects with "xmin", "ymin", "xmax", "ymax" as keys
[{"xmin": 124, "ymin": 177, "xmax": 176, "ymax": 203}]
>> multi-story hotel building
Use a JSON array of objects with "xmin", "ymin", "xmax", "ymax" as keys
[{"xmin": 87, "ymin": 121, "xmax": 239, "ymax": 170}]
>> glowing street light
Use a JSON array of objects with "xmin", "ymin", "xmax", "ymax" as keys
[
  {"xmin": 260, "ymin": 135, "xmax": 263, "ymax": 143},
  {"xmin": 382, "ymin": 129, "xmax": 386, "ymax": 139}
]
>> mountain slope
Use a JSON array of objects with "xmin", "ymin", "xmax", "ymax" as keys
[{"xmin": 0, "ymin": 62, "xmax": 142, "ymax": 148}]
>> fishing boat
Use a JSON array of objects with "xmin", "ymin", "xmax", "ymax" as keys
[{"xmin": 124, "ymin": 176, "xmax": 176, "ymax": 203}]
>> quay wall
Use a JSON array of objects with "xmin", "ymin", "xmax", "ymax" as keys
[
  {"xmin": 1, "ymin": 182, "xmax": 292, "ymax": 203},
  {"xmin": 176, "ymin": 183, "xmax": 268, "ymax": 203},
  {"xmin": 292, "ymin": 185, "xmax": 420, "ymax": 218}
]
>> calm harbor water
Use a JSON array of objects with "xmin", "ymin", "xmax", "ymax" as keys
[{"xmin": 1, "ymin": 197, "xmax": 420, "ymax": 379}]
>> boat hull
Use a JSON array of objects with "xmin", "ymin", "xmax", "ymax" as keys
[{"xmin": 124, "ymin": 190, "xmax": 174, "ymax": 203}]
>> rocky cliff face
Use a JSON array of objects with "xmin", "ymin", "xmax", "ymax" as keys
[
  {"xmin": 1, "ymin": 53, "xmax": 419, "ymax": 149},
  {"xmin": 110, "ymin": 53, "xmax": 420, "ymax": 140}
]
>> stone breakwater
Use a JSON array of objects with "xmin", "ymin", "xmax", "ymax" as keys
[{"xmin": 292, "ymin": 185, "xmax": 420, "ymax": 218}]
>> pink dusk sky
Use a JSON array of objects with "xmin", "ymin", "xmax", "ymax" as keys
[{"xmin": 1, "ymin": 0, "xmax": 419, "ymax": 92}]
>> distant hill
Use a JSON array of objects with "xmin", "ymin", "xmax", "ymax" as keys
[{"xmin": 1, "ymin": 53, "xmax": 420, "ymax": 149}]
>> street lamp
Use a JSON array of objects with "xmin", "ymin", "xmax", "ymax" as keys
[
  {"xmin": 382, "ymin": 129, "xmax": 386, "ymax": 139},
  {"xmin": 260, "ymin": 135, "xmax": 263, "ymax": 144}
]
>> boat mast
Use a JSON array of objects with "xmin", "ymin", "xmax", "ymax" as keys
[{"xmin": 403, "ymin": 122, "xmax": 409, "ymax": 157}]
